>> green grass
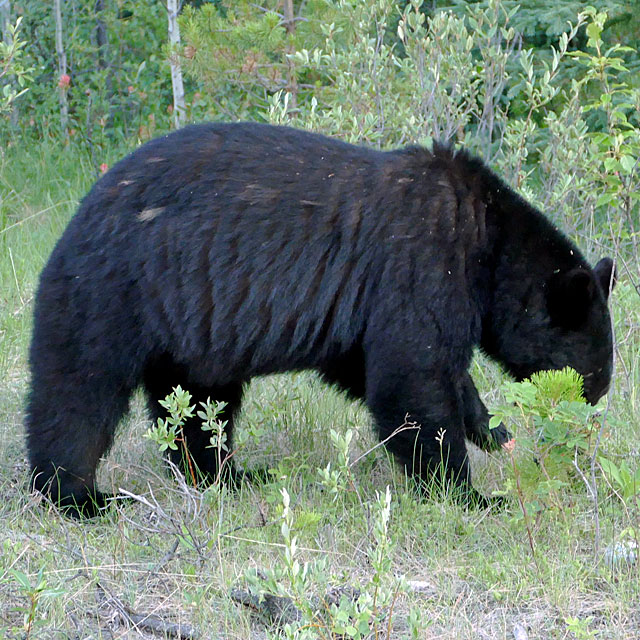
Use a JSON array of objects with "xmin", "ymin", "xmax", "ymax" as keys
[{"xmin": 1, "ymin": 141, "xmax": 639, "ymax": 640}]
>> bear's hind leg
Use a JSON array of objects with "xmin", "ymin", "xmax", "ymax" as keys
[
  {"xmin": 144, "ymin": 360, "xmax": 244, "ymax": 486},
  {"xmin": 26, "ymin": 374, "xmax": 131, "ymax": 518}
]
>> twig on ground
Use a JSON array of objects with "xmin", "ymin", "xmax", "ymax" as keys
[
  {"xmin": 117, "ymin": 484, "xmax": 210, "ymax": 562},
  {"xmin": 150, "ymin": 538, "xmax": 180, "ymax": 577},
  {"xmin": 96, "ymin": 581, "xmax": 199, "ymax": 639}
]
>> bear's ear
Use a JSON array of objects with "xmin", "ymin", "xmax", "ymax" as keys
[
  {"xmin": 547, "ymin": 268, "xmax": 595, "ymax": 329},
  {"xmin": 593, "ymin": 257, "xmax": 616, "ymax": 299}
]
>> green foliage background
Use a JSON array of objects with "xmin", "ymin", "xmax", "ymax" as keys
[
  {"xmin": 4, "ymin": 0, "xmax": 171, "ymax": 146},
  {"xmin": 5, "ymin": 0, "xmax": 638, "ymax": 260}
]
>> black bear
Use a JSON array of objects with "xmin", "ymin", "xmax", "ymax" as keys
[{"xmin": 26, "ymin": 122, "xmax": 615, "ymax": 516}]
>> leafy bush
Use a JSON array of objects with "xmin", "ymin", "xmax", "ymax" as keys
[
  {"xmin": 0, "ymin": 17, "xmax": 32, "ymax": 114},
  {"xmin": 179, "ymin": 1, "xmax": 639, "ymax": 267},
  {"xmin": 490, "ymin": 368, "xmax": 600, "ymax": 506},
  {"xmin": 490, "ymin": 366, "xmax": 639, "ymax": 522},
  {"xmin": 179, "ymin": 0, "xmax": 336, "ymax": 121},
  {"xmin": 6, "ymin": 0, "xmax": 172, "ymax": 145}
]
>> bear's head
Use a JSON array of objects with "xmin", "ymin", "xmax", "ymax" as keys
[{"xmin": 484, "ymin": 257, "xmax": 616, "ymax": 405}]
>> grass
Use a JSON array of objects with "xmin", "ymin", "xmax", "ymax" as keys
[{"xmin": 0, "ymin": 141, "xmax": 639, "ymax": 640}]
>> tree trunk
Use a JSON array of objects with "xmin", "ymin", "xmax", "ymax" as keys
[
  {"xmin": 53, "ymin": 0, "xmax": 69, "ymax": 137},
  {"xmin": 94, "ymin": 0, "xmax": 107, "ymax": 70},
  {"xmin": 283, "ymin": 0, "xmax": 298, "ymax": 112},
  {"xmin": 167, "ymin": 0, "xmax": 185, "ymax": 128}
]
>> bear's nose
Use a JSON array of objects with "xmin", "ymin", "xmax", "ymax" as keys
[{"xmin": 584, "ymin": 379, "xmax": 610, "ymax": 405}]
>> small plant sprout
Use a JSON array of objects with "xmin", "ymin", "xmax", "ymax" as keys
[
  {"xmin": 144, "ymin": 386, "xmax": 198, "ymax": 484},
  {"xmin": 198, "ymin": 398, "xmax": 230, "ymax": 482},
  {"xmin": 318, "ymin": 428, "xmax": 354, "ymax": 499},
  {"xmin": 9, "ymin": 567, "xmax": 64, "ymax": 639},
  {"xmin": 145, "ymin": 388, "xmax": 239, "ymax": 486}
]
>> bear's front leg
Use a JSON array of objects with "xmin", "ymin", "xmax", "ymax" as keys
[
  {"xmin": 460, "ymin": 373, "xmax": 512, "ymax": 451},
  {"xmin": 364, "ymin": 350, "xmax": 490, "ymax": 507}
]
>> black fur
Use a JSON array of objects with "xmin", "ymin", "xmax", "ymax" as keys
[{"xmin": 26, "ymin": 122, "xmax": 615, "ymax": 516}]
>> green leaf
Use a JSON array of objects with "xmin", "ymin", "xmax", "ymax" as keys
[
  {"xmin": 603, "ymin": 157, "xmax": 621, "ymax": 173},
  {"xmin": 336, "ymin": 609, "xmax": 350, "ymax": 623},
  {"xmin": 586, "ymin": 22, "xmax": 602, "ymax": 48},
  {"xmin": 620, "ymin": 155, "xmax": 637, "ymax": 174},
  {"xmin": 11, "ymin": 570, "xmax": 32, "ymax": 590},
  {"xmin": 596, "ymin": 192, "xmax": 616, "ymax": 207},
  {"xmin": 599, "ymin": 457, "xmax": 622, "ymax": 486},
  {"xmin": 568, "ymin": 50, "xmax": 590, "ymax": 59}
]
